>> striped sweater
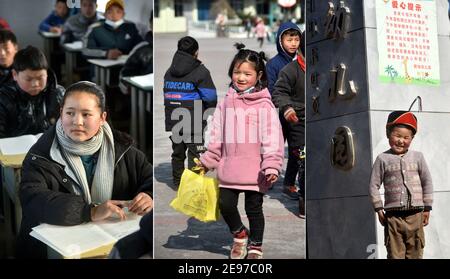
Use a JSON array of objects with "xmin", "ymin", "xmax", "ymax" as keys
[{"xmin": 369, "ymin": 149, "xmax": 433, "ymax": 212}]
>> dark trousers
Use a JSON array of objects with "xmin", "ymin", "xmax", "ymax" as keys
[
  {"xmin": 257, "ymin": 37, "xmax": 264, "ymax": 48},
  {"xmin": 280, "ymin": 113, "xmax": 305, "ymax": 193},
  {"xmin": 170, "ymin": 135, "xmax": 205, "ymax": 187},
  {"xmin": 219, "ymin": 188, "xmax": 265, "ymax": 246},
  {"xmin": 297, "ymin": 150, "xmax": 305, "ymax": 199}
]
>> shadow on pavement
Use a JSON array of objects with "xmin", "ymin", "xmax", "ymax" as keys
[
  {"xmin": 163, "ymin": 217, "xmax": 231, "ymax": 258},
  {"xmin": 264, "ymin": 180, "xmax": 300, "ymax": 218},
  {"xmin": 154, "ymin": 162, "xmax": 176, "ymax": 190}
]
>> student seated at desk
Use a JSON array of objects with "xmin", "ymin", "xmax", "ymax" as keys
[
  {"xmin": 0, "ymin": 46, "xmax": 64, "ymax": 138},
  {"xmin": 119, "ymin": 13, "xmax": 152, "ymax": 93},
  {"xmin": 39, "ymin": 0, "xmax": 69, "ymax": 34},
  {"xmin": 0, "ymin": 29, "xmax": 18, "ymax": 86},
  {"xmin": 61, "ymin": 0, "xmax": 101, "ymax": 44},
  {"xmin": 121, "ymin": 13, "xmax": 152, "ymax": 76},
  {"xmin": 17, "ymin": 81, "xmax": 153, "ymax": 259},
  {"xmin": 83, "ymin": 0, "xmax": 143, "ymax": 60}
]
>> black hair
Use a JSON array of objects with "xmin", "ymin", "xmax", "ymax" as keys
[
  {"xmin": 0, "ymin": 29, "xmax": 17, "ymax": 45},
  {"xmin": 177, "ymin": 36, "xmax": 199, "ymax": 56},
  {"xmin": 56, "ymin": 0, "xmax": 66, "ymax": 4},
  {"xmin": 386, "ymin": 124, "xmax": 416, "ymax": 137},
  {"xmin": 81, "ymin": 0, "xmax": 97, "ymax": 4},
  {"xmin": 62, "ymin": 81, "xmax": 106, "ymax": 113},
  {"xmin": 12, "ymin": 46, "xmax": 48, "ymax": 72},
  {"xmin": 282, "ymin": 29, "xmax": 301, "ymax": 38},
  {"xmin": 228, "ymin": 43, "xmax": 267, "ymax": 89}
]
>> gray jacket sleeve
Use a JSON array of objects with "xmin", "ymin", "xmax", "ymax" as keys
[
  {"xmin": 60, "ymin": 20, "xmax": 74, "ymax": 45},
  {"xmin": 419, "ymin": 153, "xmax": 433, "ymax": 210},
  {"xmin": 369, "ymin": 155, "xmax": 384, "ymax": 211}
]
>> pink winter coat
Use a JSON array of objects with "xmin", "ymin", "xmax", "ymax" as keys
[
  {"xmin": 255, "ymin": 22, "xmax": 266, "ymax": 38},
  {"xmin": 200, "ymin": 87, "xmax": 284, "ymax": 193}
]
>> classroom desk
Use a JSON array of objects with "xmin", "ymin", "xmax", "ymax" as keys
[
  {"xmin": 0, "ymin": 154, "xmax": 25, "ymax": 234},
  {"xmin": 63, "ymin": 41, "xmax": 83, "ymax": 85},
  {"xmin": 87, "ymin": 55, "xmax": 128, "ymax": 89},
  {"xmin": 39, "ymin": 31, "xmax": 61, "ymax": 66},
  {"xmin": 121, "ymin": 74, "xmax": 153, "ymax": 153},
  {"xmin": 0, "ymin": 154, "xmax": 25, "ymax": 256}
]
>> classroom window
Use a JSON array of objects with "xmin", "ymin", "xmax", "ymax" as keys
[
  {"xmin": 229, "ymin": 0, "xmax": 244, "ymax": 12},
  {"xmin": 174, "ymin": 0, "xmax": 183, "ymax": 17},
  {"xmin": 155, "ymin": 0, "xmax": 160, "ymax": 17},
  {"xmin": 256, "ymin": 0, "xmax": 270, "ymax": 15}
]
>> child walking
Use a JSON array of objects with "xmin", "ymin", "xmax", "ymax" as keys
[
  {"xmin": 266, "ymin": 22, "xmax": 302, "ymax": 200},
  {"xmin": 163, "ymin": 36, "xmax": 217, "ymax": 188},
  {"xmin": 198, "ymin": 43, "xmax": 284, "ymax": 259},
  {"xmin": 369, "ymin": 111, "xmax": 433, "ymax": 259}
]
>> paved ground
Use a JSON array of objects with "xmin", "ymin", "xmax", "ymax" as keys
[{"xmin": 153, "ymin": 34, "xmax": 305, "ymax": 259}]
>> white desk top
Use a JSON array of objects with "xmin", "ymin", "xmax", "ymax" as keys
[
  {"xmin": 122, "ymin": 74, "xmax": 153, "ymax": 91},
  {"xmin": 88, "ymin": 55, "xmax": 129, "ymax": 68},
  {"xmin": 39, "ymin": 31, "xmax": 61, "ymax": 38},
  {"xmin": 63, "ymin": 41, "xmax": 83, "ymax": 52}
]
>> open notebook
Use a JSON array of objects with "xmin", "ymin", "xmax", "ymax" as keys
[
  {"xmin": 30, "ymin": 213, "xmax": 142, "ymax": 258},
  {"xmin": 0, "ymin": 134, "xmax": 42, "ymax": 155}
]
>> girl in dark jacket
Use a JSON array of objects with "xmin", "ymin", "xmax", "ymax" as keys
[{"xmin": 17, "ymin": 81, "xmax": 153, "ymax": 258}]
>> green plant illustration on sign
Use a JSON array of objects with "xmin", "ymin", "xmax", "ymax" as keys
[{"xmin": 384, "ymin": 65, "xmax": 398, "ymax": 81}]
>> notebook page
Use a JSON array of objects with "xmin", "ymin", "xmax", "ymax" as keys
[{"xmin": 31, "ymin": 223, "xmax": 116, "ymax": 258}]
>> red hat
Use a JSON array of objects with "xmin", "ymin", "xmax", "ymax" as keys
[
  {"xmin": 386, "ymin": 111, "xmax": 418, "ymax": 134},
  {"xmin": 0, "ymin": 18, "xmax": 11, "ymax": 30}
]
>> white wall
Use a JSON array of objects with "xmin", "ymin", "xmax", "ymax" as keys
[{"xmin": 0, "ymin": 0, "xmax": 56, "ymax": 49}]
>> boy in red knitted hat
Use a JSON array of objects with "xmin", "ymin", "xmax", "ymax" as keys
[{"xmin": 369, "ymin": 111, "xmax": 433, "ymax": 259}]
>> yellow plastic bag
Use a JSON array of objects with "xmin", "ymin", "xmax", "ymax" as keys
[{"xmin": 170, "ymin": 168, "xmax": 220, "ymax": 222}]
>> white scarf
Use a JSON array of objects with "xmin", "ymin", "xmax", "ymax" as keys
[{"xmin": 55, "ymin": 119, "xmax": 115, "ymax": 204}]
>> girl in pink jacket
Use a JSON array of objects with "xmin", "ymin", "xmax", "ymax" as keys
[
  {"xmin": 255, "ymin": 18, "xmax": 266, "ymax": 48},
  {"xmin": 198, "ymin": 43, "xmax": 284, "ymax": 259}
]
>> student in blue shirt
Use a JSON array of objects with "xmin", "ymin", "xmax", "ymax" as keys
[{"xmin": 39, "ymin": 0, "xmax": 69, "ymax": 34}]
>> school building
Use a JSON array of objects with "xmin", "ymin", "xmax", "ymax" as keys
[{"xmin": 154, "ymin": 0, "xmax": 302, "ymax": 33}]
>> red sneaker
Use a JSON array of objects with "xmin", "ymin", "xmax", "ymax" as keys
[
  {"xmin": 230, "ymin": 230, "xmax": 248, "ymax": 259},
  {"xmin": 247, "ymin": 246, "xmax": 263, "ymax": 259}
]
